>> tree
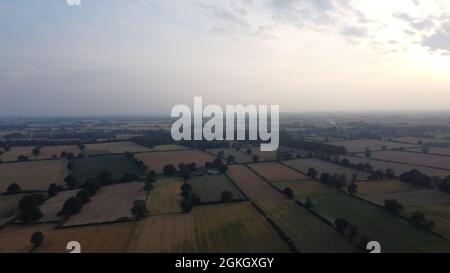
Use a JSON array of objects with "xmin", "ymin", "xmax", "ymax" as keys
[
  {"xmin": 304, "ymin": 197, "xmax": 313, "ymax": 209},
  {"xmin": 190, "ymin": 193, "xmax": 201, "ymax": 205},
  {"xmin": 217, "ymin": 150, "xmax": 225, "ymax": 159},
  {"xmin": 307, "ymin": 168, "xmax": 318, "ymax": 179},
  {"xmin": 385, "ymin": 168, "xmax": 395, "ymax": 179},
  {"xmin": 60, "ymin": 196, "xmax": 83, "ymax": 217},
  {"xmin": 180, "ymin": 200, "xmax": 193, "ymax": 213},
  {"xmin": 20, "ymin": 207, "xmax": 43, "ymax": 223},
  {"xmin": 181, "ymin": 169, "xmax": 191, "ymax": 181},
  {"xmin": 384, "ymin": 199, "xmax": 403, "ymax": 215},
  {"xmin": 220, "ymin": 191, "xmax": 233, "ymax": 202},
  {"xmin": 81, "ymin": 180, "xmax": 100, "ymax": 196},
  {"xmin": 163, "ymin": 164, "xmax": 177, "ymax": 176},
  {"xmin": 19, "ymin": 194, "xmax": 45, "ymax": 211},
  {"xmin": 76, "ymin": 190, "xmax": 90, "ymax": 204},
  {"xmin": 347, "ymin": 181, "xmax": 357, "ymax": 195},
  {"xmin": 6, "ymin": 183, "xmax": 21, "ymax": 194},
  {"xmin": 32, "ymin": 147, "xmax": 41, "ymax": 158},
  {"xmin": 30, "ymin": 231, "xmax": 44, "ymax": 248},
  {"xmin": 64, "ymin": 175, "xmax": 78, "ymax": 189},
  {"xmin": 347, "ymin": 225, "xmax": 358, "ymax": 241},
  {"xmin": 97, "ymin": 170, "xmax": 113, "ymax": 185},
  {"xmin": 47, "ymin": 183, "xmax": 59, "ymax": 197},
  {"xmin": 226, "ymin": 155, "xmax": 235, "ymax": 165},
  {"xmin": 144, "ymin": 181, "xmax": 154, "ymax": 191},
  {"xmin": 411, "ymin": 211, "xmax": 434, "ymax": 230},
  {"xmin": 364, "ymin": 147, "xmax": 372, "ymax": 158},
  {"xmin": 252, "ymin": 155, "xmax": 260, "ymax": 163},
  {"xmin": 422, "ymin": 145, "xmax": 429, "ymax": 153},
  {"xmin": 246, "ymin": 148, "xmax": 252, "ymax": 155},
  {"xmin": 334, "ymin": 218, "xmax": 350, "ymax": 234},
  {"xmin": 181, "ymin": 189, "xmax": 191, "ymax": 200},
  {"xmin": 181, "ymin": 183, "xmax": 192, "ymax": 192},
  {"xmin": 131, "ymin": 200, "xmax": 148, "ymax": 220},
  {"xmin": 187, "ymin": 163, "xmax": 197, "ymax": 171},
  {"xmin": 283, "ymin": 187, "xmax": 294, "ymax": 199}
]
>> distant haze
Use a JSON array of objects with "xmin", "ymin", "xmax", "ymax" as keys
[{"xmin": 1, "ymin": 0, "xmax": 450, "ymax": 116}]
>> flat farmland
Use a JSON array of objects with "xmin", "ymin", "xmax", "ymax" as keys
[
  {"xmin": 227, "ymin": 165, "xmax": 284, "ymax": 200},
  {"xmin": 371, "ymin": 151, "xmax": 450, "ymax": 170},
  {"xmin": 409, "ymin": 203, "xmax": 450, "ymax": 241},
  {"xmin": 0, "ymin": 146, "xmax": 34, "ymax": 162},
  {"xmin": 193, "ymin": 202, "xmax": 291, "ymax": 253},
  {"xmin": 135, "ymin": 150, "xmax": 215, "ymax": 174},
  {"xmin": 330, "ymin": 139, "xmax": 416, "ymax": 153},
  {"xmin": 131, "ymin": 214, "xmax": 197, "ymax": 252},
  {"xmin": 363, "ymin": 189, "xmax": 450, "ymax": 207},
  {"xmin": 71, "ymin": 155, "xmax": 145, "ymax": 181},
  {"xmin": 0, "ymin": 224, "xmax": 56, "ymax": 253},
  {"xmin": 151, "ymin": 144, "xmax": 189, "ymax": 151},
  {"xmin": 247, "ymin": 162, "xmax": 308, "ymax": 182},
  {"xmin": 38, "ymin": 190, "xmax": 79, "ymax": 222},
  {"xmin": 0, "ymin": 215, "xmax": 197, "ymax": 253},
  {"xmin": 282, "ymin": 158, "xmax": 369, "ymax": 181},
  {"xmin": 146, "ymin": 177, "xmax": 183, "ymax": 215},
  {"xmin": 63, "ymin": 182, "xmax": 146, "ymax": 226},
  {"xmin": 206, "ymin": 148, "xmax": 254, "ymax": 163},
  {"xmin": 0, "ymin": 194, "xmax": 26, "ymax": 226},
  {"xmin": 408, "ymin": 147, "xmax": 450, "ymax": 156},
  {"xmin": 356, "ymin": 180, "xmax": 421, "ymax": 195},
  {"xmin": 39, "ymin": 145, "xmax": 81, "ymax": 159},
  {"xmin": 256, "ymin": 199, "xmax": 358, "ymax": 253},
  {"xmin": 188, "ymin": 175, "xmax": 245, "ymax": 203},
  {"xmin": 281, "ymin": 182, "xmax": 450, "ymax": 252},
  {"xmin": 248, "ymin": 149, "xmax": 278, "ymax": 161},
  {"xmin": 392, "ymin": 137, "xmax": 449, "ymax": 145},
  {"xmin": 0, "ymin": 160, "xmax": 67, "ymax": 192},
  {"xmin": 271, "ymin": 180, "xmax": 329, "ymax": 200},
  {"xmin": 85, "ymin": 141, "xmax": 151, "ymax": 154},
  {"xmin": 343, "ymin": 156, "xmax": 450, "ymax": 177}
]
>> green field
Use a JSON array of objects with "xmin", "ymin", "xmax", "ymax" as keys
[
  {"xmin": 189, "ymin": 175, "xmax": 245, "ymax": 203},
  {"xmin": 256, "ymin": 199, "xmax": 359, "ymax": 253},
  {"xmin": 71, "ymin": 155, "xmax": 145, "ymax": 182},
  {"xmin": 0, "ymin": 194, "xmax": 25, "ymax": 226},
  {"xmin": 192, "ymin": 202, "xmax": 291, "ymax": 253},
  {"xmin": 271, "ymin": 180, "xmax": 450, "ymax": 252}
]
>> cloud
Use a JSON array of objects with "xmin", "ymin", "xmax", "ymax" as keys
[
  {"xmin": 422, "ymin": 22, "xmax": 450, "ymax": 53},
  {"xmin": 340, "ymin": 26, "xmax": 368, "ymax": 38}
]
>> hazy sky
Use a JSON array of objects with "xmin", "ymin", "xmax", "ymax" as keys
[{"xmin": 1, "ymin": 0, "xmax": 450, "ymax": 116}]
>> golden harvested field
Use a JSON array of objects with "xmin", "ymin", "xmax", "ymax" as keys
[
  {"xmin": 356, "ymin": 180, "xmax": 421, "ymax": 195},
  {"xmin": 409, "ymin": 203, "xmax": 450, "ymax": 241},
  {"xmin": 255, "ymin": 199, "xmax": 358, "ymax": 253},
  {"xmin": 206, "ymin": 148, "xmax": 254, "ymax": 163},
  {"xmin": 38, "ymin": 190, "xmax": 79, "ymax": 222},
  {"xmin": 135, "ymin": 150, "xmax": 215, "ymax": 174},
  {"xmin": 330, "ymin": 139, "xmax": 416, "ymax": 153},
  {"xmin": 247, "ymin": 162, "xmax": 308, "ymax": 182},
  {"xmin": 193, "ymin": 202, "xmax": 291, "ymax": 253},
  {"xmin": 132, "ymin": 214, "xmax": 197, "ymax": 253},
  {"xmin": 371, "ymin": 151, "xmax": 450, "ymax": 170},
  {"xmin": 363, "ymin": 189, "xmax": 450, "ymax": 207},
  {"xmin": 85, "ymin": 141, "xmax": 151, "ymax": 154},
  {"xmin": 0, "ymin": 159, "xmax": 67, "ymax": 193},
  {"xmin": 0, "ymin": 146, "xmax": 34, "ymax": 162},
  {"xmin": 146, "ymin": 177, "xmax": 183, "ymax": 215},
  {"xmin": 63, "ymin": 182, "xmax": 146, "ymax": 227},
  {"xmin": 282, "ymin": 158, "xmax": 369, "ymax": 181},
  {"xmin": 39, "ymin": 145, "xmax": 81, "ymax": 159},
  {"xmin": 189, "ymin": 175, "xmax": 245, "ymax": 203},
  {"xmin": 0, "ymin": 194, "xmax": 25, "ymax": 226},
  {"xmin": 0, "ymin": 224, "xmax": 56, "ymax": 253},
  {"xmin": 343, "ymin": 156, "xmax": 450, "ymax": 177},
  {"xmin": 227, "ymin": 165, "xmax": 284, "ymax": 200},
  {"xmin": 0, "ymin": 214, "xmax": 197, "ymax": 253}
]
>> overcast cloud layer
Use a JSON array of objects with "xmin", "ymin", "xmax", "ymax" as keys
[{"xmin": 1, "ymin": 0, "xmax": 450, "ymax": 116}]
